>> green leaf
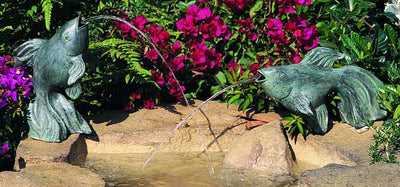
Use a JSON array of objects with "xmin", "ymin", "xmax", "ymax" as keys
[
  {"xmin": 394, "ymin": 105, "xmax": 400, "ymax": 120},
  {"xmin": 227, "ymin": 94, "xmax": 241, "ymax": 105},
  {"xmin": 41, "ymin": 0, "xmax": 53, "ymax": 31},
  {"xmin": 297, "ymin": 121, "xmax": 304, "ymax": 135},
  {"xmin": 5, "ymin": 125, "xmax": 12, "ymax": 133},
  {"xmin": 384, "ymin": 24, "xmax": 398, "ymax": 49},
  {"xmin": 214, "ymin": 71, "xmax": 227, "ymax": 86},
  {"xmin": 342, "ymin": 34, "xmax": 362, "ymax": 59},
  {"xmin": 125, "ymin": 74, "xmax": 131, "ymax": 84},
  {"xmin": 249, "ymin": 0, "xmax": 263, "ymax": 18},
  {"xmin": 351, "ymin": 31, "xmax": 369, "ymax": 54}
]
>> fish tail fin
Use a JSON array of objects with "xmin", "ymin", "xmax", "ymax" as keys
[
  {"xmin": 13, "ymin": 39, "xmax": 46, "ymax": 66},
  {"xmin": 28, "ymin": 89, "xmax": 91, "ymax": 142},
  {"xmin": 336, "ymin": 66, "xmax": 386, "ymax": 128}
]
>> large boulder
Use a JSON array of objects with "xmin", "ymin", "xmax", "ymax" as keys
[
  {"xmin": 15, "ymin": 134, "xmax": 87, "ymax": 170},
  {"xmin": 86, "ymin": 100, "xmax": 248, "ymax": 153},
  {"xmin": 0, "ymin": 163, "xmax": 105, "ymax": 187},
  {"xmin": 298, "ymin": 163, "xmax": 400, "ymax": 186},
  {"xmin": 223, "ymin": 120, "xmax": 293, "ymax": 175}
]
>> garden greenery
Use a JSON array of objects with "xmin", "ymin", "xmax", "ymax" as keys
[{"xmin": 1, "ymin": 0, "xmax": 400, "ymax": 169}]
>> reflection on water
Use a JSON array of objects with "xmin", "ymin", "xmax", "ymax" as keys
[{"xmin": 84, "ymin": 153, "xmax": 297, "ymax": 187}]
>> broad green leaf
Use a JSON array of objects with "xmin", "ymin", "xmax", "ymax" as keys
[
  {"xmin": 384, "ymin": 24, "xmax": 397, "ymax": 49},
  {"xmin": 227, "ymin": 94, "xmax": 241, "ymax": 105},
  {"xmin": 214, "ymin": 71, "xmax": 226, "ymax": 86},
  {"xmin": 351, "ymin": 31, "xmax": 369, "ymax": 54},
  {"xmin": 342, "ymin": 34, "xmax": 362, "ymax": 59}
]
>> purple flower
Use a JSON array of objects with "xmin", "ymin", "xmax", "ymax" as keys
[
  {"xmin": 151, "ymin": 70, "xmax": 165, "ymax": 86},
  {"xmin": 0, "ymin": 143, "xmax": 10, "ymax": 158}
]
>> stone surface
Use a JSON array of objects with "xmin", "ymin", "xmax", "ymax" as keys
[
  {"xmin": 86, "ymin": 100, "xmax": 248, "ymax": 153},
  {"xmin": 223, "ymin": 120, "xmax": 293, "ymax": 175},
  {"xmin": 15, "ymin": 134, "xmax": 87, "ymax": 170},
  {"xmin": 298, "ymin": 163, "xmax": 400, "ymax": 187},
  {"xmin": 0, "ymin": 163, "xmax": 105, "ymax": 187},
  {"xmin": 290, "ymin": 122, "xmax": 381, "ymax": 169}
]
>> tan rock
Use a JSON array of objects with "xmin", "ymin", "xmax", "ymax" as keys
[
  {"xmin": 288, "ymin": 122, "xmax": 378, "ymax": 174},
  {"xmin": 15, "ymin": 134, "xmax": 87, "ymax": 170},
  {"xmin": 223, "ymin": 120, "xmax": 293, "ymax": 175},
  {"xmin": 0, "ymin": 163, "xmax": 104, "ymax": 187},
  {"xmin": 298, "ymin": 163, "xmax": 400, "ymax": 187},
  {"xmin": 86, "ymin": 100, "xmax": 248, "ymax": 153}
]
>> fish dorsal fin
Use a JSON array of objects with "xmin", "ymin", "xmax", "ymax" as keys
[
  {"xmin": 13, "ymin": 39, "xmax": 46, "ymax": 66},
  {"xmin": 68, "ymin": 55, "xmax": 85, "ymax": 85},
  {"xmin": 300, "ymin": 47, "xmax": 344, "ymax": 67}
]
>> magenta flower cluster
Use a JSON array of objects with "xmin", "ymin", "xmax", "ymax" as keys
[
  {"xmin": 263, "ymin": 9, "xmax": 318, "ymax": 64},
  {"xmin": 177, "ymin": 4, "xmax": 231, "ymax": 71},
  {"xmin": 0, "ymin": 143, "xmax": 10, "ymax": 159},
  {"xmin": 115, "ymin": 13, "xmax": 187, "ymax": 107},
  {"xmin": 0, "ymin": 55, "xmax": 33, "ymax": 109},
  {"xmin": 273, "ymin": 0, "xmax": 311, "ymax": 14}
]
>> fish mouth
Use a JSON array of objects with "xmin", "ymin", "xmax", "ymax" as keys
[
  {"xmin": 255, "ymin": 69, "xmax": 268, "ymax": 83},
  {"xmin": 77, "ymin": 16, "xmax": 88, "ymax": 34},
  {"xmin": 68, "ymin": 16, "xmax": 89, "ymax": 56}
]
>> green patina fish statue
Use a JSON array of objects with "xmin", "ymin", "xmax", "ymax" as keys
[
  {"xmin": 13, "ymin": 17, "xmax": 91, "ymax": 142},
  {"xmin": 257, "ymin": 47, "xmax": 386, "ymax": 134}
]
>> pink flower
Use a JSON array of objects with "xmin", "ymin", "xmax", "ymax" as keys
[
  {"xmin": 187, "ymin": 4, "xmax": 200, "ymax": 16},
  {"xmin": 293, "ymin": 25, "xmax": 319, "ymax": 50},
  {"xmin": 168, "ymin": 55, "xmax": 186, "ymax": 72},
  {"xmin": 172, "ymin": 42, "xmax": 182, "ymax": 54},
  {"xmin": 225, "ymin": 0, "xmax": 254, "ymax": 10},
  {"xmin": 266, "ymin": 18, "xmax": 283, "ymax": 31},
  {"xmin": 198, "ymin": 0, "xmax": 209, "ymax": 3},
  {"xmin": 151, "ymin": 70, "xmax": 165, "ymax": 86},
  {"xmin": 143, "ymin": 99, "xmax": 155, "ymax": 109},
  {"xmin": 196, "ymin": 7, "xmax": 212, "ymax": 21},
  {"xmin": 129, "ymin": 15, "xmax": 149, "ymax": 38},
  {"xmin": 124, "ymin": 102, "xmax": 134, "ymax": 112},
  {"xmin": 250, "ymin": 63, "xmax": 259, "ymax": 74},
  {"xmin": 176, "ymin": 16, "xmax": 198, "ymax": 37},
  {"xmin": 227, "ymin": 61, "xmax": 239, "ymax": 72},
  {"xmin": 292, "ymin": 56, "xmax": 303, "ymax": 63},
  {"xmin": 201, "ymin": 16, "xmax": 231, "ymax": 40},
  {"xmin": 168, "ymin": 78, "xmax": 186, "ymax": 101},
  {"xmin": 247, "ymin": 32, "xmax": 258, "ymax": 41},
  {"xmin": 145, "ymin": 49, "xmax": 158, "ymax": 61},
  {"xmin": 294, "ymin": 0, "xmax": 311, "ymax": 6},
  {"xmin": 284, "ymin": 14, "xmax": 308, "ymax": 31}
]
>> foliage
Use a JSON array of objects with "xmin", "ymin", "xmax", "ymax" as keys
[
  {"xmin": 282, "ymin": 114, "xmax": 309, "ymax": 138},
  {"xmin": 310, "ymin": 0, "xmax": 400, "ymax": 83},
  {"xmin": 0, "ymin": 55, "xmax": 32, "ymax": 168},
  {"xmin": 370, "ymin": 84, "xmax": 400, "ymax": 163}
]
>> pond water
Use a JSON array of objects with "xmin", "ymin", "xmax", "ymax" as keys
[{"xmin": 83, "ymin": 153, "xmax": 298, "ymax": 186}]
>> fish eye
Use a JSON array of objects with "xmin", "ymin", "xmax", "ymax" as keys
[{"xmin": 63, "ymin": 35, "xmax": 69, "ymax": 42}]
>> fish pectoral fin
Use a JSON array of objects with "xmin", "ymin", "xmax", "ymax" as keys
[
  {"xmin": 292, "ymin": 94, "xmax": 314, "ymax": 116},
  {"xmin": 65, "ymin": 82, "xmax": 82, "ymax": 100},
  {"xmin": 315, "ymin": 104, "xmax": 328, "ymax": 133},
  {"xmin": 13, "ymin": 38, "xmax": 46, "ymax": 66},
  {"xmin": 68, "ymin": 55, "xmax": 85, "ymax": 85}
]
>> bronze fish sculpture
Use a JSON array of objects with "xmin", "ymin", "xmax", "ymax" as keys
[
  {"xmin": 13, "ymin": 17, "xmax": 91, "ymax": 142},
  {"xmin": 257, "ymin": 47, "xmax": 386, "ymax": 134}
]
